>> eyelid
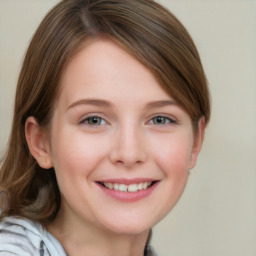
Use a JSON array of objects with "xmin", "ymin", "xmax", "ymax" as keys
[
  {"xmin": 79, "ymin": 113, "xmax": 109, "ymax": 126},
  {"xmin": 146, "ymin": 114, "xmax": 178, "ymax": 125}
]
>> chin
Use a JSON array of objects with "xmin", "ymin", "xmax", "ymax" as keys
[{"xmin": 100, "ymin": 215, "xmax": 157, "ymax": 236}]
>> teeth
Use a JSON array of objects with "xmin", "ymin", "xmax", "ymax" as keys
[
  {"xmin": 137, "ymin": 183, "xmax": 143, "ymax": 190},
  {"xmin": 143, "ymin": 182, "xmax": 147, "ymax": 189},
  {"xmin": 107, "ymin": 183, "xmax": 113, "ymax": 189},
  {"xmin": 128, "ymin": 184, "xmax": 137, "ymax": 192},
  {"xmin": 103, "ymin": 182, "xmax": 152, "ymax": 192},
  {"xmin": 119, "ymin": 184, "xmax": 128, "ymax": 192}
]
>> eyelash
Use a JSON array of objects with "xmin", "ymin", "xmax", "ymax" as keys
[
  {"xmin": 147, "ymin": 115, "xmax": 177, "ymax": 126},
  {"xmin": 79, "ymin": 116, "xmax": 107, "ymax": 126},
  {"xmin": 79, "ymin": 115, "xmax": 177, "ymax": 127}
]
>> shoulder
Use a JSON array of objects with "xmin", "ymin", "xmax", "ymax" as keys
[
  {"xmin": 0, "ymin": 216, "xmax": 45, "ymax": 255},
  {"xmin": 0, "ymin": 216, "xmax": 66, "ymax": 256}
]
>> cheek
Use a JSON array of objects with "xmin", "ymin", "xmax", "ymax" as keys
[
  {"xmin": 50, "ymin": 129, "xmax": 109, "ymax": 177},
  {"xmin": 151, "ymin": 133, "xmax": 194, "ymax": 176}
]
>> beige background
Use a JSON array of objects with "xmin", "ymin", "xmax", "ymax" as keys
[{"xmin": 0, "ymin": 0, "xmax": 256, "ymax": 255}]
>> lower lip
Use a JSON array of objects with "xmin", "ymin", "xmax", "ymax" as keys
[{"xmin": 96, "ymin": 182, "xmax": 159, "ymax": 202}]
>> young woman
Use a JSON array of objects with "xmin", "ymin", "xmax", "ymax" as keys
[{"xmin": 0, "ymin": 0, "xmax": 210, "ymax": 255}]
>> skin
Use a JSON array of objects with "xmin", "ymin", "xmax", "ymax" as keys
[{"xmin": 25, "ymin": 37, "xmax": 205, "ymax": 256}]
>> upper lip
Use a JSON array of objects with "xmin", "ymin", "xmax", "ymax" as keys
[{"xmin": 96, "ymin": 178, "xmax": 158, "ymax": 185}]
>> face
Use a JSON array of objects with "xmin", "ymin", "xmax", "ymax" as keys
[{"xmin": 39, "ymin": 38, "xmax": 204, "ymax": 235}]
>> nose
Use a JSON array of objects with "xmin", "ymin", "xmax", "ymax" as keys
[{"xmin": 109, "ymin": 124, "xmax": 147, "ymax": 168}]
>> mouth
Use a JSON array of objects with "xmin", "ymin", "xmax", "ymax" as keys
[
  {"xmin": 97, "ymin": 181, "xmax": 157, "ymax": 192},
  {"xmin": 96, "ymin": 179, "xmax": 159, "ymax": 201}
]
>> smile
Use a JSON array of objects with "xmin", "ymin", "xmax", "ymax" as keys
[
  {"xmin": 96, "ymin": 179, "xmax": 159, "ymax": 201},
  {"xmin": 99, "ymin": 181, "xmax": 153, "ymax": 192}
]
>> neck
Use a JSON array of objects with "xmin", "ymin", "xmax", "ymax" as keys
[{"xmin": 47, "ymin": 211, "xmax": 150, "ymax": 256}]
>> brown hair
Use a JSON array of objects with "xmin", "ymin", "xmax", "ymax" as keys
[{"xmin": 0, "ymin": 0, "xmax": 210, "ymax": 225}]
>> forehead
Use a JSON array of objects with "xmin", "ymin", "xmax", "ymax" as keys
[{"xmin": 57, "ymin": 38, "xmax": 174, "ymax": 107}]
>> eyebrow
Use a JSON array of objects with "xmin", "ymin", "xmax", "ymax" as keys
[
  {"xmin": 145, "ymin": 100, "xmax": 178, "ymax": 109},
  {"xmin": 67, "ymin": 98, "xmax": 113, "ymax": 110},
  {"xmin": 66, "ymin": 98, "xmax": 178, "ymax": 111}
]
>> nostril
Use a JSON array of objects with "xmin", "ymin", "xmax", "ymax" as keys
[
  {"xmin": 109, "ymin": 130, "xmax": 147, "ymax": 167},
  {"xmin": 115, "ymin": 158, "xmax": 145, "ymax": 168}
]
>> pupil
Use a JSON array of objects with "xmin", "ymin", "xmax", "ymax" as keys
[
  {"xmin": 91, "ymin": 117, "xmax": 100, "ymax": 124},
  {"xmin": 156, "ymin": 117, "xmax": 164, "ymax": 124}
]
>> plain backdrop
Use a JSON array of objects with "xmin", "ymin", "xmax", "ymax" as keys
[{"xmin": 0, "ymin": 1, "xmax": 256, "ymax": 255}]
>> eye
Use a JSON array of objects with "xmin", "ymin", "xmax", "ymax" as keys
[
  {"xmin": 149, "ymin": 115, "xmax": 176, "ymax": 125},
  {"xmin": 80, "ymin": 116, "xmax": 107, "ymax": 126}
]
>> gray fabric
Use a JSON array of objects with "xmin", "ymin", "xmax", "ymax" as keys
[
  {"xmin": 0, "ymin": 216, "xmax": 158, "ymax": 255},
  {"xmin": 145, "ymin": 245, "xmax": 159, "ymax": 256},
  {"xmin": 0, "ymin": 216, "xmax": 68, "ymax": 256}
]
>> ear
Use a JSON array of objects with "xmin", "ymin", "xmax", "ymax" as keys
[
  {"xmin": 25, "ymin": 116, "xmax": 53, "ymax": 169},
  {"xmin": 189, "ymin": 117, "xmax": 205, "ymax": 169}
]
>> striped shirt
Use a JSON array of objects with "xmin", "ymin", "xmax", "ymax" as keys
[{"xmin": 0, "ymin": 216, "xmax": 158, "ymax": 255}]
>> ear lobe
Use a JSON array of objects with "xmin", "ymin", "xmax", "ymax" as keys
[
  {"xmin": 25, "ymin": 116, "xmax": 53, "ymax": 169},
  {"xmin": 189, "ymin": 117, "xmax": 205, "ymax": 169}
]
